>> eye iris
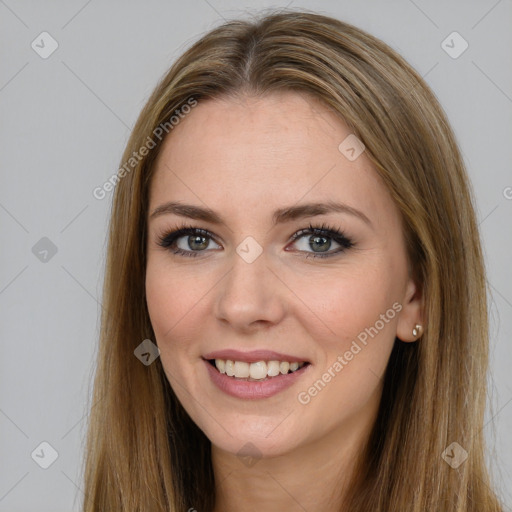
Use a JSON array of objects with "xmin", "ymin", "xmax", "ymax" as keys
[
  {"xmin": 310, "ymin": 235, "xmax": 330, "ymax": 252},
  {"xmin": 189, "ymin": 235, "xmax": 208, "ymax": 251}
]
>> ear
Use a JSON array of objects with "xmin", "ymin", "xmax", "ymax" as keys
[{"xmin": 396, "ymin": 277, "xmax": 424, "ymax": 343}]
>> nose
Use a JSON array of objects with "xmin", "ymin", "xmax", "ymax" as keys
[{"xmin": 213, "ymin": 246, "xmax": 286, "ymax": 331}]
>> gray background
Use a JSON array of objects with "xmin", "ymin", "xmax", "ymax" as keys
[{"xmin": 0, "ymin": 0, "xmax": 511, "ymax": 510}]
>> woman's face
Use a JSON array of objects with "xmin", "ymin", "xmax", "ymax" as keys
[{"xmin": 145, "ymin": 91, "xmax": 421, "ymax": 459}]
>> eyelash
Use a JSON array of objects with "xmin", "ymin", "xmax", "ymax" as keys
[{"xmin": 156, "ymin": 222, "xmax": 354, "ymax": 259}]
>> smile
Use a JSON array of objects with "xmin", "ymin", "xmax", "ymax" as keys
[
  {"xmin": 210, "ymin": 359, "xmax": 308, "ymax": 381},
  {"xmin": 203, "ymin": 358, "xmax": 312, "ymax": 399}
]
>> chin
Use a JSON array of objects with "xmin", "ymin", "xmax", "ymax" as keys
[{"xmin": 204, "ymin": 415, "xmax": 306, "ymax": 461}]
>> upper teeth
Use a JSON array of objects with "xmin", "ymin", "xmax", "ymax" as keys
[{"xmin": 215, "ymin": 359, "xmax": 306, "ymax": 380}]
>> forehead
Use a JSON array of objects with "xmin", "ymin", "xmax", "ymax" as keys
[{"xmin": 149, "ymin": 92, "xmax": 395, "ymax": 230}]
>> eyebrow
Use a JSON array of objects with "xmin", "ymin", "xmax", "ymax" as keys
[{"xmin": 149, "ymin": 200, "xmax": 373, "ymax": 228}]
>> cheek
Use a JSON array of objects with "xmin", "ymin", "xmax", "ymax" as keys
[
  {"xmin": 294, "ymin": 262, "xmax": 400, "ymax": 343},
  {"xmin": 145, "ymin": 260, "xmax": 208, "ymax": 360},
  {"xmin": 145, "ymin": 261, "xmax": 211, "ymax": 413},
  {"xmin": 291, "ymin": 261, "xmax": 403, "ymax": 424}
]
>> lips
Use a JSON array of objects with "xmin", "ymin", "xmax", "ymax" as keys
[
  {"xmin": 203, "ymin": 357, "xmax": 311, "ymax": 399},
  {"xmin": 201, "ymin": 349, "xmax": 312, "ymax": 399},
  {"xmin": 202, "ymin": 349, "xmax": 309, "ymax": 364}
]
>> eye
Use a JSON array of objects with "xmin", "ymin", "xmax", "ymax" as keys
[
  {"xmin": 287, "ymin": 222, "xmax": 354, "ymax": 259},
  {"xmin": 156, "ymin": 225, "xmax": 221, "ymax": 258},
  {"xmin": 156, "ymin": 222, "xmax": 354, "ymax": 259}
]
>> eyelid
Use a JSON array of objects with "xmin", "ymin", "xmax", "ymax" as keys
[{"xmin": 156, "ymin": 226, "xmax": 221, "ymax": 250}]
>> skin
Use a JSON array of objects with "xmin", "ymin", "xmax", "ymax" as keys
[{"xmin": 145, "ymin": 91, "xmax": 423, "ymax": 512}]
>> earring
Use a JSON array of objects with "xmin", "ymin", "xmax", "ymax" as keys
[{"xmin": 412, "ymin": 324, "xmax": 423, "ymax": 338}]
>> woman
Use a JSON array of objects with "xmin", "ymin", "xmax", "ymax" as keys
[{"xmin": 82, "ymin": 9, "xmax": 505, "ymax": 511}]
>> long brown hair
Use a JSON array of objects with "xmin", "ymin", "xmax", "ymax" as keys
[{"xmin": 81, "ymin": 9, "xmax": 504, "ymax": 511}]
